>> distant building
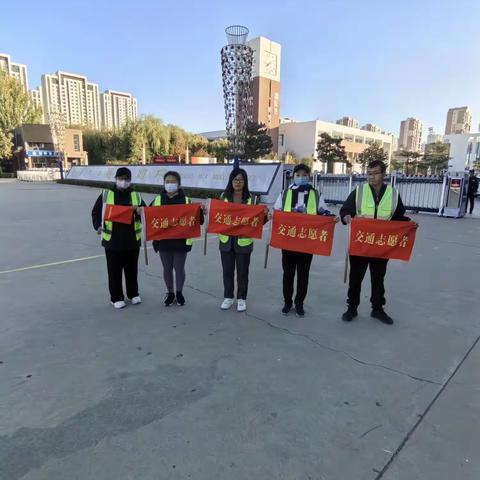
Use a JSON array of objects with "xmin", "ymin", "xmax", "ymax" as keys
[
  {"xmin": 278, "ymin": 119, "xmax": 395, "ymax": 173},
  {"xmin": 426, "ymin": 127, "xmax": 443, "ymax": 145},
  {"xmin": 41, "ymin": 71, "xmax": 102, "ymax": 128},
  {"xmin": 0, "ymin": 53, "xmax": 28, "ymax": 91},
  {"xmin": 361, "ymin": 123, "xmax": 382, "ymax": 133},
  {"xmin": 399, "ymin": 117, "xmax": 423, "ymax": 152},
  {"xmin": 13, "ymin": 124, "xmax": 88, "ymax": 171},
  {"xmin": 445, "ymin": 106, "xmax": 471, "ymax": 135},
  {"xmin": 198, "ymin": 130, "xmax": 228, "ymax": 141},
  {"xmin": 444, "ymin": 133, "xmax": 480, "ymax": 171},
  {"xmin": 101, "ymin": 90, "xmax": 138, "ymax": 129},
  {"xmin": 336, "ymin": 116, "xmax": 359, "ymax": 129}
]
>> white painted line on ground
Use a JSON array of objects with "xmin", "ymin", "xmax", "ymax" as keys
[{"xmin": 0, "ymin": 235, "xmax": 219, "ymax": 275}]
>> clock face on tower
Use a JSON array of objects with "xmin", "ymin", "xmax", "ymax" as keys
[{"xmin": 263, "ymin": 51, "xmax": 277, "ymax": 77}]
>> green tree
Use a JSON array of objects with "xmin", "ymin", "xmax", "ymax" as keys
[
  {"xmin": 396, "ymin": 150, "xmax": 422, "ymax": 175},
  {"xmin": 420, "ymin": 142, "xmax": 450, "ymax": 175},
  {"xmin": 207, "ymin": 138, "xmax": 230, "ymax": 163},
  {"xmin": 244, "ymin": 121, "xmax": 273, "ymax": 160},
  {"xmin": 316, "ymin": 132, "xmax": 347, "ymax": 173},
  {"xmin": 358, "ymin": 142, "xmax": 387, "ymax": 173},
  {"xmin": 0, "ymin": 70, "xmax": 42, "ymax": 159}
]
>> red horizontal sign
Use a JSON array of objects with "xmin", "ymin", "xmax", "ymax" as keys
[{"xmin": 144, "ymin": 204, "xmax": 201, "ymax": 241}]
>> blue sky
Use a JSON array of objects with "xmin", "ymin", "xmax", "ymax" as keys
[{"xmin": 1, "ymin": 0, "xmax": 479, "ymax": 137}]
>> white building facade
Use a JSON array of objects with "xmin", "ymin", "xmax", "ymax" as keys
[
  {"xmin": 101, "ymin": 90, "xmax": 138, "ymax": 129},
  {"xmin": 278, "ymin": 119, "xmax": 395, "ymax": 173},
  {"xmin": 0, "ymin": 53, "xmax": 29, "ymax": 91},
  {"xmin": 444, "ymin": 133, "xmax": 480, "ymax": 171}
]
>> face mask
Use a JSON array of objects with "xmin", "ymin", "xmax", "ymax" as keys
[
  {"xmin": 294, "ymin": 176, "xmax": 309, "ymax": 186},
  {"xmin": 116, "ymin": 179, "xmax": 130, "ymax": 190},
  {"xmin": 165, "ymin": 183, "xmax": 178, "ymax": 193}
]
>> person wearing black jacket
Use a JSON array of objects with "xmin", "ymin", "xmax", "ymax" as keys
[
  {"xmin": 340, "ymin": 160, "xmax": 412, "ymax": 325},
  {"xmin": 467, "ymin": 169, "xmax": 479, "ymax": 214},
  {"xmin": 274, "ymin": 163, "xmax": 337, "ymax": 317},
  {"xmin": 150, "ymin": 171, "xmax": 205, "ymax": 307},
  {"xmin": 91, "ymin": 167, "xmax": 145, "ymax": 309}
]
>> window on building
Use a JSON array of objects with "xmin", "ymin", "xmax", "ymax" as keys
[
  {"xmin": 280, "ymin": 134, "xmax": 284, "ymax": 146},
  {"xmin": 73, "ymin": 134, "xmax": 80, "ymax": 152}
]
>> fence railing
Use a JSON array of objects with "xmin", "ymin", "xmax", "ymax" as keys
[{"xmin": 311, "ymin": 174, "xmax": 446, "ymax": 213}]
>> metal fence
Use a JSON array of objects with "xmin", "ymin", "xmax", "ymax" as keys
[{"xmin": 311, "ymin": 174, "xmax": 446, "ymax": 213}]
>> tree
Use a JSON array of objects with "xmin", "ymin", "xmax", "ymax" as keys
[
  {"xmin": 316, "ymin": 133, "xmax": 347, "ymax": 173},
  {"xmin": 0, "ymin": 70, "xmax": 42, "ymax": 159},
  {"xmin": 208, "ymin": 138, "xmax": 230, "ymax": 163},
  {"xmin": 358, "ymin": 142, "xmax": 387, "ymax": 173},
  {"xmin": 396, "ymin": 150, "xmax": 422, "ymax": 175},
  {"xmin": 244, "ymin": 121, "xmax": 273, "ymax": 160},
  {"xmin": 420, "ymin": 142, "xmax": 450, "ymax": 175}
]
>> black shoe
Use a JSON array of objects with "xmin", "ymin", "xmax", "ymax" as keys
[
  {"xmin": 281, "ymin": 303, "xmax": 292, "ymax": 315},
  {"xmin": 295, "ymin": 304, "xmax": 305, "ymax": 317},
  {"xmin": 371, "ymin": 309, "xmax": 394, "ymax": 325},
  {"xmin": 164, "ymin": 292, "xmax": 175, "ymax": 306},
  {"xmin": 342, "ymin": 307, "xmax": 358, "ymax": 322},
  {"xmin": 176, "ymin": 291, "xmax": 185, "ymax": 306}
]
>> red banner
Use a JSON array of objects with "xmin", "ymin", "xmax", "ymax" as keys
[
  {"xmin": 104, "ymin": 204, "xmax": 133, "ymax": 224},
  {"xmin": 144, "ymin": 204, "xmax": 201, "ymax": 241},
  {"xmin": 207, "ymin": 199, "xmax": 265, "ymax": 239},
  {"xmin": 270, "ymin": 210, "xmax": 336, "ymax": 256},
  {"xmin": 349, "ymin": 217, "xmax": 417, "ymax": 261}
]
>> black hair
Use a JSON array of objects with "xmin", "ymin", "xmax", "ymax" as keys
[
  {"xmin": 163, "ymin": 171, "xmax": 181, "ymax": 185},
  {"xmin": 223, "ymin": 168, "xmax": 251, "ymax": 201},
  {"xmin": 367, "ymin": 160, "xmax": 387, "ymax": 173},
  {"xmin": 293, "ymin": 163, "xmax": 311, "ymax": 175}
]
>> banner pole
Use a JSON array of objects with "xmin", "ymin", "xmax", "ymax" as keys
[
  {"xmin": 140, "ymin": 207, "xmax": 148, "ymax": 266},
  {"xmin": 343, "ymin": 223, "xmax": 350, "ymax": 284},
  {"xmin": 203, "ymin": 199, "xmax": 211, "ymax": 256},
  {"xmin": 264, "ymin": 209, "xmax": 273, "ymax": 269}
]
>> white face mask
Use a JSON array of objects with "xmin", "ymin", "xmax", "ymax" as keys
[
  {"xmin": 116, "ymin": 179, "xmax": 130, "ymax": 190},
  {"xmin": 165, "ymin": 183, "xmax": 178, "ymax": 193}
]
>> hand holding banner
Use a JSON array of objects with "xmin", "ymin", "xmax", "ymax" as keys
[
  {"xmin": 349, "ymin": 217, "xmax": 417, "ymax": 261},
  {"xmin": 270, "ymin": 210, "xmax": 336, "ymax": 256},
  {"xmin": 144, "ymin": 204, "xmax": 201, "ymax": 241},
  {"xmin": 103, "ymin": 204, "xmax": 134, "ymax": 224},
  {"xmin": 207, "ymin": 199, "xmax": 265, "ymax": 239}
]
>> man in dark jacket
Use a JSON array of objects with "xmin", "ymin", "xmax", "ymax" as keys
[
  {"xmin": 91, "ymin": 167, "xmax": 145, "ymax": 309},
  {"xmin": 467, "ymin": 169, "xmax": 479, "ymax": 214},
  {"xmin": 340, "ymin": 160, "xmax": 411, "ymax": 325}
]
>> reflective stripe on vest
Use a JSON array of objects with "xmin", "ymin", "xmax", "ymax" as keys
[
  {"xmin": 152, "ymin": 194, "xmax": 193, "ymax": 246},
  {"xmin": 218, "ymin": 196, "xmax": 254, "ymax": 247},
  {"xmin": 282, "ymin": 188, "xmax": 318, "ymax": 215},
  {"xmin": 102, "ymin": 190, "xmax": 142, "ymax": 242},
  {"xmin": 355, "ymin": 183, "xmax": 398, "ymax": 220}
]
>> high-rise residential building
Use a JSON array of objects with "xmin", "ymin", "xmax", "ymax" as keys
[
  {"xmin": 426, "ymin": 127, "xmax": 443, "ymax": 144},
  {"xmin": 361, "ymin": 123, "xmax": 382, "ymax": 133},
  {"xmin": 336, "ymin": 116, "xmax": 359, "ymax": 129},
  {"xmin": 398, "ymin": 117, "xmax": 423, "ymax": 152},
  {"xmin": 101, "ymin": 90, "xmax": 138, "ymax": 129},
  {"xmin": 247, "ymin": 36, "xmax": 281, "ymax": 149},
  {"xmin": 445, "ymin": 106, "xmax": 472, "ymax": 135},
  {"xmin": 41, "ymin": 71, "xmax": 102, "ymax": 128},
  {"xmin": 0, "ymin": 53, "xmax": 29, "ymax": 91}
]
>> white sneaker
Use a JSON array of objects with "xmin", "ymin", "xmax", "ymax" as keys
[
  {"xmin": 131, "ymin": 296, "xmax": 142, "ymax": 305},
  {"xmin": 111, "ymin": 300, "xmax": 126, "ymax": 309},
  {"xmin": 237, "ymin": 299, "xmax": 247, "ymax": 312},
  {"xmin": 221, "ymin": 298, "xmax": 234, "ymax": 310}
]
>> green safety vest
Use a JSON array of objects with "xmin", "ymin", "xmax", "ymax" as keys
[
  {"xmin": 152, "ymin": 194, "xmax": 193, "ymax": 246},
  {"xmin": 218, "ymin": 196, "xmax": 254, "ymax": 247},
  {"xmin": 355, "ymin": 183, "xmax": 398, "ymax": 220},
  {"xmin": 282, "ymin": 188, "xmax": 318, "ymax": 215},
  {"xmin": 102, "ymin": 190, "xmax": 142, "ymax": 242}
]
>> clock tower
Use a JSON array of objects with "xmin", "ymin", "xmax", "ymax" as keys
[{"xmin": 247, "ymin": 36, "xmax": 281, "ymax": 152}]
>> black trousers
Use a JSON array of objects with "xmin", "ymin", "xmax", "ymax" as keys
[
  {"xmin": 221, "ymin": 251, "xmax": 251, "ymax": 300},
  {"xmin": 467, "ymin": 193, "xmax": 475, "ymax": 213},
  {"xmin": 105, "ymin": 249, "xmax": 140, "ymax": 302},
  {"xmin": 347, "ymin": 255, "xmax": 388, "ymax": 311},
  {"xmin": 282, "ymin": 249, "xmax": 313, "ymax": 306}
]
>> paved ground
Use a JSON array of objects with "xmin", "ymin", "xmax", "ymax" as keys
[{"xmin": 0, "ymin": 181, "xmax": 479, "ymax": 480}]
